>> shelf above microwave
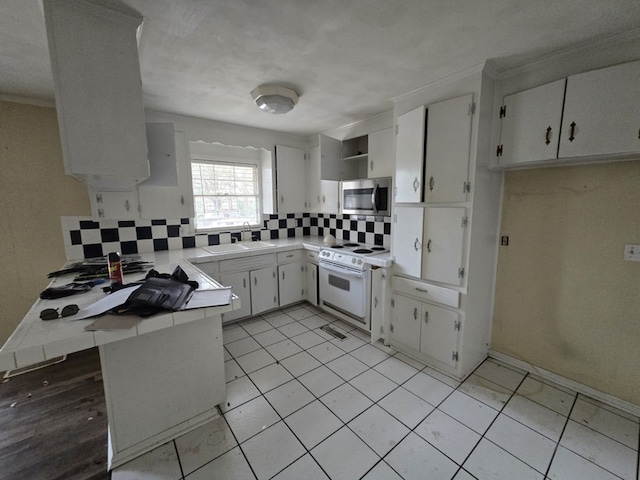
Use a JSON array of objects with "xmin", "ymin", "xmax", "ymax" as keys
[{"xmin": 343, "ymin": 152, "xmax": 368, "ymax": 161}]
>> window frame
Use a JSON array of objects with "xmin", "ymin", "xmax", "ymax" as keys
[{"xmin": 190, "ymin": 155, "xmax": 262, "ymax": 233}]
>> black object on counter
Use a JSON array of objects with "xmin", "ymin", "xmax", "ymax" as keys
[{"xmin": 40, "ymin": 282, "xmax": 93, "ymax": 299}]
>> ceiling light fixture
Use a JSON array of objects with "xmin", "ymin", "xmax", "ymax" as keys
[{"xmin": 251, "ymin": 85, "xmax": 299, "ymax": 114}]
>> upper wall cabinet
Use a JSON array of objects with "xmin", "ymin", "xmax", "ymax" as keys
[
  {"xmin": 559, "ymin": 61, "xmax": 640, "ymax": 159},
  {"xmin": 395, "ymin": 106, "xmax": 426, "ymax": 203},
  {"xmin": 497, "ymin": 80, "xmax": 566, "ymax": 166},
  {"xmin": 424, "ymin": 94, "xmax": 473, "ymax": 203},
  {"xmin": 318, "ymin": 135, "xmax": 342, "ymax": 181},
  {"xmin": 43, "ymin": 0, "xmax": 149, "ymax": 190},
  {"xmin": 497, "ymin": 60, "xmax": 640, "ymax": 167},
  {"xmin": 138, "ymin": 127, "xmax": 195, "ymax": 220},
  {"xmin": 275, "ymin": 145, "xmax": 307, "ymax": 213},
  {"xmin": 368, "ymin": 127, "xmax": 395, "ymax": 178}
]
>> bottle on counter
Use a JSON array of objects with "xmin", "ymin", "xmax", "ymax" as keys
[{"xmin": 108, "ymin": 252, "xmax": 124, "ymax": 285}]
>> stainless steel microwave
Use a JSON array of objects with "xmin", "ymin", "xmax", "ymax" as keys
[{"xmin": 341, "ymin": 177, "xmax": 391, "ymax": 216}]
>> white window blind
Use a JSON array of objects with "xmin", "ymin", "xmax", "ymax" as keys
[{"xmin": 191, "ymin": 161, "xmax": 260, "ymax": 230}]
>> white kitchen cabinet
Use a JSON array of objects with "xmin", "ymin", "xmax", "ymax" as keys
[
  {"xmin": 420, "ymin": 302, "xmax": 460, "ymax": 369},
  {"xmin": 306, "ymin": 263, "xmax": 318, "ymax": 306},
  {"xmin": 138, "ymin": 129, "xmax": 195, "ymax": 220},
  {"xmin": 320, "ymin": 181, "xmax": 340, "ymax": 214},
  {"xmin": 368, "ymin": 127, "xmax": 395, "ymax": 178},
  {"xmin": 276, "ymin": 145, "xmax": 307, "ymax": 213},
  {"xmin": 422, "ymin": 207, "xmax": 466, "ymax": 286},
  {"xmin": 44, "ymin": 0, "xmax": 149, "ymax": 191},
  {"xmin": 308, "ymin": 147, "xmax": 340, "ymax": 214},
  {"xmin": 319, "ymin": 134, "xmax": 343, "ymax": 181},
  {"xmin": 395, "ymin": 106, "xmax": 426, "ymax": 203},
  {"xmin": 341, "ymin": 135, "xmax": 369, "ymax": 180},
  {"xmin": 390, "ymin": 294, "xmax": 421, "ymax": 351},
  {"xmin": 250, "ymin": 267, "xmax": 279, "ymax": 315},
  {"xmin": 497, "ymin": 80, "xmax": 566, "ymax": 166},
  {"xmin": 278, "ymin": 262, "xmax": 306, "ymax": 306},
  {"xmin": 370, "ymin": 267, "xmax": 389, "ymax": 343},
  {"xmin": 559, "ymin": 60, "xmax": 640, "ymax": 159},
  {"xmin": 391, "ymin": 290, "xmax": 460, "ymax": 371},
  {"xmin": 424, "ymin": 94, "xmax": 473, "ymax": 203},
  {"xmin": 219, "ymin": 271, "xmax": 251, "ymax": 323},
  {"xmin": 89, "ymin": 187, "xmax": 139, "ymax": 221},
  {"xmin": 392, "ymin": 206, "xmax": 424, "ymax": 278}
]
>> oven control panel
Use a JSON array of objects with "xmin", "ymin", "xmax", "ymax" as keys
[{"xmin": 320, "ymin": 250, "xmax": 364, "ymax": 267}]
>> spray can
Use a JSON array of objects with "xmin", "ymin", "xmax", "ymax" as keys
[{"xmin": 107, "ymin": 252, "xmax": 124, "ymax": 285}]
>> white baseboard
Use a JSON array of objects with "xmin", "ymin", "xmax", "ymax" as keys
[{"xmin": 489, "ymin": 350, "xmax": 640, "ymax": 418}]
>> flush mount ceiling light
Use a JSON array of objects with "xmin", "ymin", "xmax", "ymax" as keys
[{"xmin": 251, "ymin": 85, "xmax": 299, "ymax": 114}]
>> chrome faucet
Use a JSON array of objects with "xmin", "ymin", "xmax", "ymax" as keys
[{"xmin": 241, "ymin": 221, "xmax": 252, "ymax": 241}]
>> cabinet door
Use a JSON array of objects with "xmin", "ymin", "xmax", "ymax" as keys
[
  {"xmin": 368, "ymin": 127, "xmax": 394, "ymax": 178},
  {"xmin": 320, "ymin": 180, "xmax": 340, "ymax": 214},
  {"xmin": 278, "ymin": 262, "xmax": 306, "ymax": 307},
  {"xmin": 319, "ymin": 134, "xmax": 342, "ymax": 181},
  {"xmin": 424, "ymin": 94, "xmax": 473, "ymax": 203},
  {"xmin": 395, "ymin": 106, "xmax": 426, "ymax": 203},
  {"xmin": 250, "ymin": 267, "xmax": 279, "ymax": 315},
  {"xmin": 138, "ymin": 130, "xmax": 195, "ymax": 219},
  {"xmin": 422, "ymin": 207, "xmax": 465, "ymax": 286},
  {"xmin": 308, "ymin": 146, "xmax": 321, "ymax": 212},
  {"xmin": 392, "ymin": 206, "xmax": 424, "ymax": 278},
  {"xmin": 306, "ymin": 263, "xmax": 318, "ymax": 306},
  {"xmin": 219, "ymin": 271, "xmax": 251, "ymax": 323},
  {"xmin": 276, "ymin": 145, "xmax": 307, "ymax": 213},
  {"xmin": 89, "ymin": 187, "xmax": 139, "ymax": 221},
  {"xmin": 560, "ymin": 60, "xmax": 640, "ymax": 158},
  {"xmin": 370, "ymin": 267, "xmax": 388, "ymax": 342},
  {"xmin": 420, "ymin": 303, "xmax": 459, "ymax": 368},
  {"xmin": 499, "ymin": 80, "xmax": 565, "ymax": 166},
  {"xmin": 390, "ymin": 294, "xmax": 421, "ymax": 351}
]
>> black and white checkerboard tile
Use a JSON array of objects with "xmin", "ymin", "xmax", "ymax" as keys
[{"xmin": 61, "ymin": 213, "xmax": 392, "ymax": 260}]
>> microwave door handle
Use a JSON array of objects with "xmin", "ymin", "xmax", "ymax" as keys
[{"xmin": 371, "ymin": 184, "xmax": 379, "ymax": 214}]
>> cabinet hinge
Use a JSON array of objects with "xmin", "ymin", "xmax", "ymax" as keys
[
  {"xmin": 499, "ymin": 105, "xmax": 506, "ymax": 118},
  {"xmin": 458, "ymin": 267, "xmax": 465, "ymax": 279},
  {"xmin": 95, "ymin": 193, "xmax": 103, "ymax": 203},
  {"xmin": 454, "ymin": 320, "xmax": 461, "ymax": 331},
  {"xmin": 392, "ymin": 255, "xmax": 396, "ymax": 263},
  {"xmin": 395, "ymin": 124, "xmax": 399, "ymax": 135},
  {"xmin": 390, "ymin": 324, "xmax": 394, "ymax": 333},
  {"xmin": 272, "ymin": 272, "xmax": 276, "ymax": 278},
  {"xmin": 461, "ymin": 216, "xmax": 468, "ymax": 228},
  {"xmin": 468, "ymin": 102, "xmax": 476, "ymax": 116},
  {"xmin": 393, "ymin": 213, "xmax": 397, "ymax": 223},
  {"xmin": 463, "ymin": 181, "xmax": 471, "ymax": 194},
  {"xmin": 394, "ymin": 186, "xmax": 398, "ymax": 198},
  {"xmin": 390, "ymin": 298, "xmax": 395, "ymax": 308},
  {"xmin": 381, "ymin": 269, "xmax": 387, "ymax": 279},
  {"xmin": 496, "ymin": 144, "xmax": 503, "ymax": 157},
  {"xmin": 452, "ymin": 351, "xmax": 459, "ymax": 362},
  {"xmin": 380, "ymin": 325, "xmax": 384, "ymax": 335}
]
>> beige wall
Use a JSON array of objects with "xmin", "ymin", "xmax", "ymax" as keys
[
  {"xmin": 0, "ymin": 101, "xmax": 90, "ymax": 345},
  {"xmin": 492, "ymin": 160, "xmax": 640, "ymax": 405}
]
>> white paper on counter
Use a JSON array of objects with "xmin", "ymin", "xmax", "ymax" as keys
[
  {"xmin": 71, "ymin": 285, "xmax": 141, "ymax": 320},
  {"xmin": 182, "ymin": 287, "xmax": 232, "ymax": 309}
]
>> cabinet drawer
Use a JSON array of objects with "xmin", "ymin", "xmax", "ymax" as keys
[
  {"xmin": 219, "ymin": 253, "xmax": 277, "ymax": 273},
  {"xmin": 306, "ymin": 250, "xmax": 319, "ymax": 263},
  {"xmin": 277, "ymin": 250, "xmax": 303, "ymax": 263},
  {"xmin": 392, "ymin": 276, "xmax": 459, "ymax": 308}
]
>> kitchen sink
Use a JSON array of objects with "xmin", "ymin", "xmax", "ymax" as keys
[
  {"xmin": 203, "ymin": 244, "xmax": 248, "ymax": 253},
  {"xmin": 203, "ymin": 241, "xmax": 276, "ymax": 254}
]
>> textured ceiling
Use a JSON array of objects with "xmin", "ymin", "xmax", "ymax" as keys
[{"xmin": 1, "ymin": 0, "xmax": 640, "ymax": 136}]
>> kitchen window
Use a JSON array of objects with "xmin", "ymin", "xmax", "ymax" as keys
[{"xmin": 191, "ymin": 160, "xmax": 260, "ymax": 230}]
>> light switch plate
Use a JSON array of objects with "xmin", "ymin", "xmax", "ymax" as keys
[{"xmin": 623, "ymin": 244, "xmax": 640, "ymax": 262}]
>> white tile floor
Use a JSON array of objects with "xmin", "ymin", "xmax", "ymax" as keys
[{"xmin": 112, "ymin": 302, "xmax": 640, "ymax": 480}]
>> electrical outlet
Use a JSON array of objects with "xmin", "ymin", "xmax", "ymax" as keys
[
  {"xmin": 624, "ymin": 244, "xmax": 640, "ymax": 262},
  {"xmin": 501, "ymin": 236, "xmax": 509, "ymax": 246}
]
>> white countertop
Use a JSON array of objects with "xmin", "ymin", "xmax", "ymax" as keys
[{"xmin": 0, "ymin": 236, "xmax": 392, "ymax": 372}]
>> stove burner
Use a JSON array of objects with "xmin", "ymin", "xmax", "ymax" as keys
[
  {"xmin": 353, "ymin": 249, "xmax": 374, "ymax": 254},
  {"xmin": 343, "ymin": 243, "xmax": 360, "ymax": 247},
  {"xmin": 331, "ymin": 245, "xmax": 344, "ymax": 249},
  {"xmin": 371, "ymin": 246, "xmax": 386, "ymax": 251}
]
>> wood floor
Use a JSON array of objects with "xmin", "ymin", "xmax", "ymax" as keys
[{"xmin": 0, "ymin": 348, "xmax": 111, "ymax": 480}]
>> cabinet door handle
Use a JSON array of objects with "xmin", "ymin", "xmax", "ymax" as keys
[
  {"xmin": 416, "ymin": 287, "xmax": 428, "ymax": 293},
  {"xmin": 125, "ymin": 200, "xmax": 130, "ymax": 211},
  {"xmin": 282, "ymin": 271, "xmax": 285, "ymax": 280},
  {"xmin": 412, "ymin": 177, "xmax": 420, "ymax": 192},
  {"xmin": 254, "ymin": 277, "xmax": 257, "ymax": 286},
  {"xmin": 322, "ymin": 195, "xmax": 326, "ymax": 203},
  {"xmin": 370, "ymin": 160, "xmax": 374, "ymax": 171},
  {"xmin": 429, "ymin": 176, "xmax": 434, "ymax": 191},
  {"xmin": 243, "ymin": 278, "xmax": 246, "ymax": 289},
  {"xmin": 413, "ymin": 307, "xmax": 418, "ymax": 320},
  {"xmin": 374, "ymin": 296, "xmax": 378, "ymax": 308},
  {"xmin": 424, "ymin": 310, "xmax": 429, "ymax": 323},
  {"xmin": 317, "ymin": 195, "xmax": 320, "ymax": 203},
  {"xmin": 414, "ymin": 238, "xmax": 421, "ymax": 251},
  {"xmin": 426, "ymin": 239, "xmax": 432, "ymax": 253},
  {"xmin": 569, "ymin": 121, "xmax": 576, "ymax": 142},
  {"xmin": 545, "ymin": 126, "xmax": 552, "ymax": 145}
]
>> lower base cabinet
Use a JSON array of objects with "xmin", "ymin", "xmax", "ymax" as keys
[
  {"xmin": 219, "ymin": 271, "xmax": 251, "ymax": 323},
  {"xmin": 278, "ymin": 261, "xmax": 306, "ymax": 306},
  {"xmin": 250, "ymin": 267, "xmax": 279, "ymax": 315},
  {"xmin": 306, "ymin": 263, "xmax": 318, "ymax": 306},
  {"xmin": 390, "ymin": 291, "xmax": 460, "ymax": 370}
]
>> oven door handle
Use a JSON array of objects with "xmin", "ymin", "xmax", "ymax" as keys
[
  {"xmin": 320, "ymin": 262, "xmax": 365, "ymax": 279},
  {"xmin": 371, "ymin": 184, "xmax": 379, "ymax": 214}
]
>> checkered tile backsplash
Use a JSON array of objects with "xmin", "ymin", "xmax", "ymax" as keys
[{"xmin": 61, "ymin": 213, "xmax": 392, "ymax": 260}]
